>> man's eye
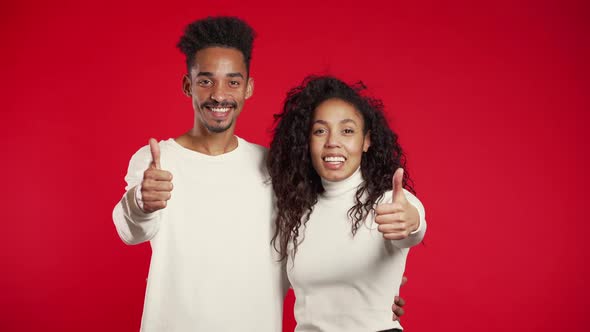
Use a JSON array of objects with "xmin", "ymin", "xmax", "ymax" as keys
[
  {"xmin": 229, "ymin": 81, "xmax": 240, "ymax": 86},
  {"xmin": 198, "ymin": 79, "xmax": 212, "ymax": 86}
]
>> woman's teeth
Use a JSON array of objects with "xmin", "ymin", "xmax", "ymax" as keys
[{"xmin": 323, "ymin": 156, "xmax": 345, "ymax": 162}]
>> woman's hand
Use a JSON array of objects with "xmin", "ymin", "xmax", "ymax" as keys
[{"xmin": 375, "ymin": 168, "xmax": 420, "ymax": 240}]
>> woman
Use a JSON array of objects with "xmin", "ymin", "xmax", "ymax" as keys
[{"xmin": 268, "ymin": 76, "xmax": 426, "ymax": 331}]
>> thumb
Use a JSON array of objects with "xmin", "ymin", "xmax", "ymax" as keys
[
  {"xmin": 149, "ymin": 138, "xmax": 161, "ymax": 169},
  {"xmin": 391, "ymin": 168, "xmax": 405, "ymax": 203}
]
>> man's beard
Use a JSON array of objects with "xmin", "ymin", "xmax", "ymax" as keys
[
  {"xmin": 205, "ymin": 118, "xmax": 234, "ymax": 133},
  {"xmin": 199, "ymin": 100, "xmax": 238, "ymax": 133}
]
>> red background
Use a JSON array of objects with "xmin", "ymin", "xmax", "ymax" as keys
[{"xmin": 1, "ymin": 0, "xmax": 589, "ymax": 331}]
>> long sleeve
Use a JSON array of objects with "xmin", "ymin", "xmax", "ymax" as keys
[
  {"xmin": 388, "ymin": 189, "xmax": 427, "ymax": 249},
  {"xmin": 112, "ymin": 145, "xmax": 161, "ymax": 245}
]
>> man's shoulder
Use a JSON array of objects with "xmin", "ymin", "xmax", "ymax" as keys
[
  {"xmin": 127, "ymin": 138, "xmax": 176, "ymax": 164},
  {"xmin": 132, "ymin": 138, "xmax": 174, "ymax": 153},
  {"xmin": 237, "ymin": 136, "xmax": 268, "ymax": 156}
]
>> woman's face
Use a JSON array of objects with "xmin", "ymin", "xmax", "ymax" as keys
[{"xmin": 309, "ymin": 98, "xmax": 371, "ymax": 182}]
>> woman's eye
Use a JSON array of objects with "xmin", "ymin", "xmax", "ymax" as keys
[
  {"xmin": 313, "ymin": 128, "xmax": 326, "ymax": 135},
  {"xmin": 343, "ymin": 128, "xmax": 354, "ymax": 134}
]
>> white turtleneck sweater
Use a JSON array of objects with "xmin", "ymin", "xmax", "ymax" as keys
[{"xmin": 287, "ymin": 168, "xmax": 426, "ymax": 332}]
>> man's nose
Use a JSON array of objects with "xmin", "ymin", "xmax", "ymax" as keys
[{"xmin": 210, "ymin": 84, "xmax": 229, "ymax": 102}]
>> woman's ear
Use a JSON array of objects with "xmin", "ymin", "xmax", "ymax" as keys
[{"xmin": 363, "ymin": 130, "xmax": 371, "ymax": 152}]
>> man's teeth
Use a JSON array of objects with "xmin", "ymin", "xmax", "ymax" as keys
[
  {"xmin": 324, "ymin": 156, "xmax": 345, "ymax": 162},
  {"xmin": 210, "ymin": 107, "xmax": 230, "ymax": 113}
]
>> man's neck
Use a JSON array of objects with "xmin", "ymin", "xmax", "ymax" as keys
[{"xmin": 175, "ymin": 127, "xmax": 238, "ymax": 156}]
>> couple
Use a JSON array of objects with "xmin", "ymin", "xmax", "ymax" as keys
[{"xmin": 113, "ymin": 16, "xmax": 426, "ymax": 332}]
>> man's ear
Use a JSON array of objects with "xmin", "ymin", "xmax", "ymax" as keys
[
  {"xmin": 245, "ymin": 77, "xmax": 254, "ymax": 99},
  {"xmin": 182, "ymin": 74, "xmax": 191, "ymax": 97}
]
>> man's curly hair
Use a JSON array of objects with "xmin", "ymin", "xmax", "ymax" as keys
[
  {"xmin": 176, "ymin": 16, "xmax": 256, "ymax": 74},
  {"xmin": 267, "ymin": 75, "xmax": 414, "ymax": 262}
]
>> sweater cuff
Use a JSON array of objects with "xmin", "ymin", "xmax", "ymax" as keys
[
  {"xmin": 125, "ymin": 185, "xmax": 159, "ymax": 223},
  {"xmin": 405, "ymin": 191, "xmax": 426, "ymax": 239},
  {"xmin": 410, "ymin": 207, "xmax": 426, "ymax": 235}
]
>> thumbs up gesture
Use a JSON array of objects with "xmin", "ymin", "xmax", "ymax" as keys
[
  {"xmin": 375, "ymin": 168, "xmax": 420, "ymax": 240},
  {"xmin": 140, "ymin": 138, "xmax": 173, "ymax": 213}
]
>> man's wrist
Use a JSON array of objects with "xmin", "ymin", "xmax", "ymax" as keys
[{"xmin": 135, "ymin": 185, "xmax": 145, "ymax": 212}]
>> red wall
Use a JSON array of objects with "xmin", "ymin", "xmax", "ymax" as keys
[{"xmin": 1, "ymin": 0, "xmax": 589, "ymax": 331}]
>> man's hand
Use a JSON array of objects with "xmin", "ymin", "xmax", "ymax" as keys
[
  {"xmin": 140, "ymin": 138, "xmax": 173, "ymax": 213},
  {"xmin": 392, "ymin": 276, "xmax": 407, "ymax": 321},
  {"xmin": 375, "ymin": 168, "xmax": 419, "ymax": 240}
]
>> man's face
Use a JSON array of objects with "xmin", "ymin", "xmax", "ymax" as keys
[{"xmin": 183, "ymin": 47, "xmax": 253, "ymax": 133}]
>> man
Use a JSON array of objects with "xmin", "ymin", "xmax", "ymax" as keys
[{"xmin": 113, "ymin": 16, "xmax": 406, "ymax": 331}]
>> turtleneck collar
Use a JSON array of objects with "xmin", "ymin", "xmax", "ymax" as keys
[{"xmin": 321, "ymin": 167, "xmax": 364, "ymax": 198}]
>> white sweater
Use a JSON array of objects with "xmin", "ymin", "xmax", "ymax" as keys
[
  {"xmin": 287, "ymin": 168, "xmax": 426, "ymax": 332},
  {"xmin": 113, "ymin": 137, "xmax": 286, "ymax": 332}
]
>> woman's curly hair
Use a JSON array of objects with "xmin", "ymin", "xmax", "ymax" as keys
[{"xmin": 267, "ymin": 75, "xmax": 414, "ymax": 262}]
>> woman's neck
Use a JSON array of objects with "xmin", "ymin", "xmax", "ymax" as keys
[{"xmin": 320, "ymin": 167, "xmax": 364, "ymax": 198}]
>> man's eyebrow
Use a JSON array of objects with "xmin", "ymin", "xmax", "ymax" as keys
[{"xmin": 195, "ymin": 72, "xmax": 244, "ymax": 79}]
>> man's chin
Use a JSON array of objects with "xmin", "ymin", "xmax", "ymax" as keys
[{"xmin": 205, "ymin": 121, "xmax": 233, "ymax": 134}]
